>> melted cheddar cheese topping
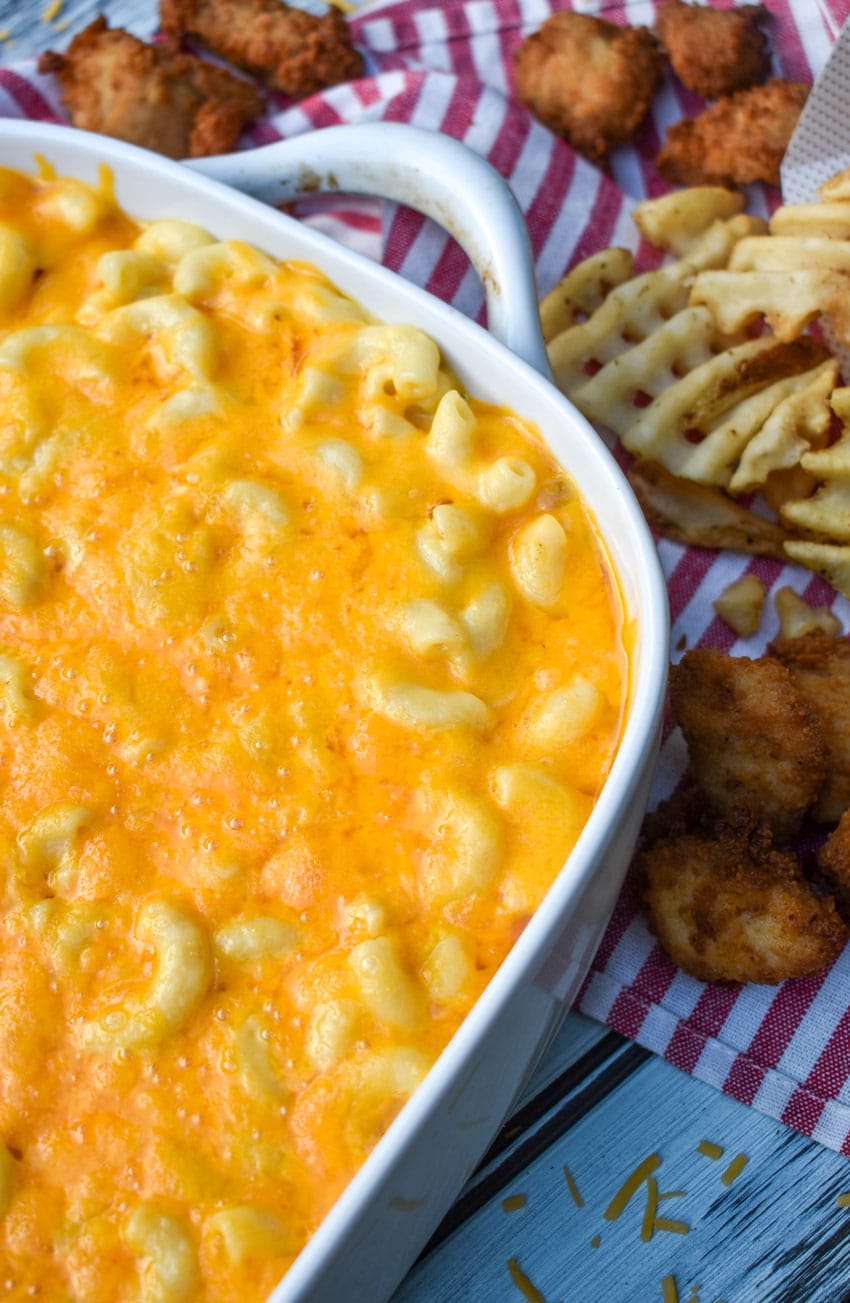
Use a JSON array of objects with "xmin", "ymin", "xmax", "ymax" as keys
[{"xmin": 0, "ymin": 164, "xmax": 628, "ymax": 1301}]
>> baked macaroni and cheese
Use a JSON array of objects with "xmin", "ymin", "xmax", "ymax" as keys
[{"xmin": 0, "ymin": 162, "xmax": 628, "ymax": 1300}]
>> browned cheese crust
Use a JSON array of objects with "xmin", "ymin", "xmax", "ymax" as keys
[
  {"xmin": 38, "ymin": 16, "xmax": 264, "ymax": 159},
  {"xmin": 513, "ymin": 11, "xmax": 663, "ymax": 168},
  {"xmin": 639, "ymin": 820, "xmax": 847, "ymax": 983},
  {"xmin": 669, "ymin": 647, "xmax": 826, "ymax": 839},
  {"xmin": 657, "ymin": 79, "xmax": 809, "ymax": 188},
  {"xmin": 768, "ymin": 632, "xmax": 850, "ymax": 823},
  {"xmin": 655, "ymin": 0, "xmax": 771, "ymax": 99},
  {"xmin": 160, "ymin": 0, "xmax": 363, "ymax": 98}
]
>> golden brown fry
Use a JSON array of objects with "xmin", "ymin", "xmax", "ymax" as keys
[
  {"xmin": 655, "ymin": 1, "xmax": 771, "ymax": 99},
  {"xmin": 770, "ymin": 200, "xmax": 850, "ymax": 240},
  {"xmin": 819, "ymin": 168, "xmax": 850, "ymax": 203},
  {"xmin": 778, "ymin": 383, "xmax": 850, "ymax": 576},
  {"xmin": 627, "ymin": 460, "xmax": 796, "ymax": 559},
  {"xmin": 513, "ymin": 12, "xmax": 663, "ymax": 168},
  {"xmin": 657, "ymin": 80, "xmax": 809, "ymax": 188},
  {"xmin": 729, "ymin": 360, "xmax": 837, "ymax": 496},
  {"xmin": 624, "ymin": 339, "xmax": 830, "ymax": 486},
  {"xmin": 160, "ymin": 0, "xmax": 362, "ymax": 99},
  {"xmin": 761, "ymin": 464, "xmax": 821, "ymax": 517},
  {"xmin": 690, "ymin": 267, "xmax": 850, "ymax": 341},
  {"xmin": 640, "ymin": 822, "xmax": 846, "ymax": 984},
  {"xmin": 784, "ymin": 540, "xmax": 850, "ymax": 600},
  {"xmin": 768, "ymin": 632, "xmax": 850, "ymax": 823},
  {"xmin": 39, "ymin": 16, "xmax": 263, "ymax": 159},
  {"xmin": 539, "ymin": 248, "xmax": 634, "ymax": 345},
  {"xmin": 632, "ymin": 186, "xmax": 745, "ymax": 256},
  {"xmin": 669, "ymin": 647, "xmax": 826, "ymax": 839}
]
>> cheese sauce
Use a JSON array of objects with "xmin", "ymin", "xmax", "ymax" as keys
[{"xmin": 0, "ymin": 164, "xmax": 627, "ymax": 1301}]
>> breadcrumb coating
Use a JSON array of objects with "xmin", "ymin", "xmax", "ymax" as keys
[
  {"xmin": 160, "ymin": 0, "xmax": 362, "ymax": 99},
  {"xmin": 669, "ymin": 647, "xmax": 826, "ymax": 840},
  {"xmin": 39, "ymin": 16, "xmax": 263, "ymax": 159},
  {"xmin": 513, "ymin": 11, "xmax": 663, "ymax": 168},
  {"xmin": 768, "ymin": 633, "xmax": 850, "ymax": 824},
  {"xmin": 656, "ymin": 0, "xmax": 772, "ymax": 100},
  {"xmin": 657, "ymin": 79, "xmax": 809, "ymax": 188},
  {"xmin": 640, "ymin": 816, "xmax": 847, "ymax": 984}
]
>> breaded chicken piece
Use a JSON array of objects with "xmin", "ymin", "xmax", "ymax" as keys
[
  {"xmin": 656, "ymin": 1, "xmax": 771, "ymax": 100},
  {"xmin": 640, "ymin": 822, "xmax": 846, "ymax": 983},
  {"xmin": 513, "ymin": 12, "xmax": 663, "ymax": 168},
  {"xmin": 657, "ymin": 79, "xmax": 809, "ymax": 188},
  {"xmin": 768, "ymin": 632, "xmax": 850, "ymax": 823},
  {"xmin": 39, "ymin": 17, "xmax": 263, "ymax": 159},
  {"xmin": 817, "ymin": 807, "xmax": 850, "ymax": 920},
  {"xmin": 640, "ymin": 784, "xmax": 705, "ymax": 848},
  {"xmin": 641, "ymin": 786, "xmax": 769, "ymax": 850},
  {"xmin": 160, "ymin": 0, "xmax": 362, "ymax": 99},
  {"xmin": 669, "ymin": 647, "xmax": 826, "ymax": 839}
]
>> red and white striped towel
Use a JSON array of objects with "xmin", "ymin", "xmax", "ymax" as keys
[{"xmin": 4, "ymin": 0, "xmax": 850, "ymax": 1152}]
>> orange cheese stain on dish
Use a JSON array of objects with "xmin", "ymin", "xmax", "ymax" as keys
[{"xmin": 0, "ymin": 164, "xmax": 628, "ymax": 1299}]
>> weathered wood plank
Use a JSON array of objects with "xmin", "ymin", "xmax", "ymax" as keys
[{"xmin": 394, "ymin": 1038, "xmax": 850, "ymax": 1303}]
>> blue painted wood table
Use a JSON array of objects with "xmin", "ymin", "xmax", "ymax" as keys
[{"xmin": 2, "ymin": 4, "xmax": 850, "ymax": 1302}]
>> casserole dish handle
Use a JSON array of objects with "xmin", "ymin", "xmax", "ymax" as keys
[{"xmin": 186, "ymin": 123, "xmax": 551, "ymax": 377}]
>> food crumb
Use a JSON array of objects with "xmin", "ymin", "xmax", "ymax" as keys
[
  {"xmin": 662, "ymin": 1275, "xmax": 678, "ymax": 1303},
  {"xmin": 42, "ymin": 0, "xmax": 62, "ymax": 21},
  {"xmin": 720, "ymin": 1152, "xmax": 749, "ymax": 1186},
  {"xmin": 836, "ymin": 1191, "xmax": 850, "ymax": 1208},
  {"xmin": 563, "ymin": 1163, "xmax": 584, "ymax": 1207},
  {"xmin": 507, "ymin": 1257, "xmax": 547, "ymax": 1302},
  {"xmin": 502, "ymin": 1193, "xmax": 527, "ymax": 1213},
  {"xmin": 696, "ymin": 1140, "xmax": 724, "ymax": 1160}
]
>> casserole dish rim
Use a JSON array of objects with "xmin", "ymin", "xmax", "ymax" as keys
[{"xmin": 0, "ymin": 118, "xmax": 670, "ymax": 1303}]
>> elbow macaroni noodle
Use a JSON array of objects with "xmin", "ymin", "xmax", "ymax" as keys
[
  {"xmin": 125, "ymin": 1203, "xmax": 199, "ymax": 1303},
  {"xmin": 0, "ymin": 164, "xmax": 628, "ymax": 1300}
]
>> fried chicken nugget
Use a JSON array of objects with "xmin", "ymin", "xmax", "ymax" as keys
[
  {"xmin": 39, "ymin": 16, "xmax": 263, "ymax": 160},
  {"xmin": 640, "ymin": 820, "xmax": 846, "ymax": 983},
  {"xmin": 657, "ymin": 79, "xmax": 809, "ymax": 188},
  {"xmin": 669, "ymin": 647, "xmax": 826, "ymax": 839},
  {"xmin": 641, "ymin": 785, "xmax": 770, "ymax": 849},
  {"xmin": 656, "ymin": 1, "xmax": 771, "ymax": 100},
  {"xmin": 817, "ymin": 807, "xmax": 850, "ymax": 920},
  {"xmin": 160, "ymin": 0, "xmax": 362, "ymax": 99},
  {"xmin": 513, "ymin": 12, "xmax": 663, "ymax": 168},
  {"xmin": 768, "ymin": 632, "xmax": 850, "ymax": 824}
]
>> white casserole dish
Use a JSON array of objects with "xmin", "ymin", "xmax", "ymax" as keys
[{"xmin": 0, "ymin": 118, "xmax": 669, "ymax": 1303}]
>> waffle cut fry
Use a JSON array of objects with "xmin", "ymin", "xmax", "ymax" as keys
[
  {"xmin": 542, "ymin": 177, "xmax": 850, "ymax": 596},
  {"xmin": 690, "ymin": 167, "xmax": 850, "ymax": 347},
  {"xmin": 546, "ymin": 190, "xmax": 831, "ymax": 488},
  {"xmin": 782, "ymin": 387, "xmax": 850, "ymax": 596},
  {"xmin": 546, "ymin": 197, "xmax": 767, "ymax": 400}
]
